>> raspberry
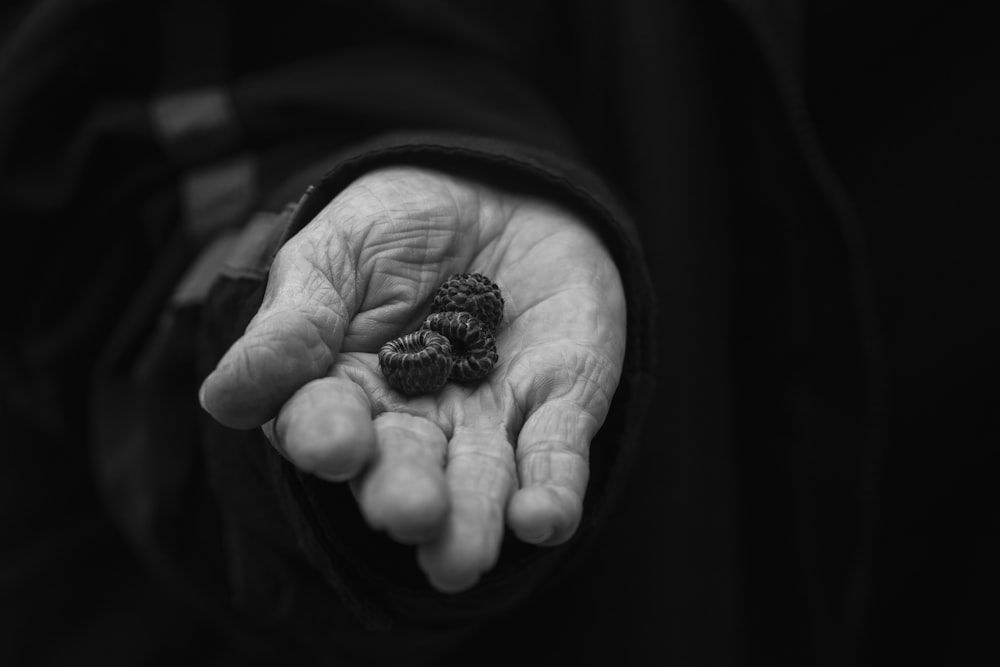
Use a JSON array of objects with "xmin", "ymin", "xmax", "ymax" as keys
[
  {"xmin": 421, "ymin": 311, "xmax": 498, "ymax": 382},
  {"xmin": 378, "ymin": 273, "xmax": 504, "ymax": 395},
  {"xmin": 377, "ymin": 329, "xmax": 453, "ymax": 395},
  {"xmin": 431, "ymin": 273, "xmax": 504, "ymax": 333}
]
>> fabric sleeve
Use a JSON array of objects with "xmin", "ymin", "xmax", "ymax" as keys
[{"xmin": 66, "ymin": 0, "xmax": 659, "ymax": 660}]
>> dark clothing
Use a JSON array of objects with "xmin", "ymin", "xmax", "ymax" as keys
[{"xmin": 2, "ymin": 1, "xmax": 997, "ymax": 665}]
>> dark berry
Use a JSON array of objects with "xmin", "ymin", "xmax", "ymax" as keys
[
  {"xmin": 431, "ymin": 273, "xmax": 504, "ymax": 333},
  {"xmin": 378, "ymin": 329, "xmax": 453, "ymax": 395},
  {"xmin": 421, "ymin": 311, "xmax": 498, "ymax": 382}
]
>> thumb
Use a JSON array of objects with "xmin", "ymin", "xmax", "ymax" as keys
[{"xmin": 199, "ymin": 255, "xmax": 351, "ymax": 430}]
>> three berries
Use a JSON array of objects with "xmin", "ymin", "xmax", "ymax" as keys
[{"xmin": 378, "ymin": 273, "xmax": 504, "ymax": 395}]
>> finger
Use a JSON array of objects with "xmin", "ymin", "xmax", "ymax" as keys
[
  {"xmin": 269, "ymin": 376, "xmax": 375, "ymax": 481},
  {"xmin": 417, "ymin": 426, "xmax": 516, "ymax": 593},
  {"xmin": 506, "ymin": 399, "xmax": 598, "ymax": 546},
  {"xmin": 354, "ymin": 413, "xmax": 450, "ymax": 544},
  {"xmin": 200, "ymin": 260, "xmax": 350, "ymax": 429}
]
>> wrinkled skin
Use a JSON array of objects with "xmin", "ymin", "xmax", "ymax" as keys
[{"xmin": 199, "ymin": 166, "xmax": 626, "ymax": 593}]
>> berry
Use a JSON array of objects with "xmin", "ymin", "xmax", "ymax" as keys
[
  {"xmin": 431, "ymin": 273, "xmax": 504, "ymax": 332},
  {"xmin": 421, "ymin": 311, "xmax": 498, "ymax": 382},
  {"xmin": 378, "ymin": 329, "xmax": 453, "ymax": 395}
]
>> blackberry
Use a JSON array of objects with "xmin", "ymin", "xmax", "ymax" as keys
[
  {"xmin": 431, "ymin": 273, "xmax": 504, "ymax": 333},
  {"xmin": 377, "ymin": 329, "xmax": 453, "ymax": 395},
  {"xmin": 421, "ymin": 311, "xmax": 498, "ymax": 382}
]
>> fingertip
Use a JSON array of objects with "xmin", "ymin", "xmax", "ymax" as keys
[
  {"xmin": 424, "ymin": 569, "xmax": 483, "ymax": 594},
  {"xmin": 360, "ymin": 465, "xmax": 450, "ymax": 543},
  {"xmin": 417, "ymin": 541, "xmax": 488, "ymax": 594},
  {"xmin": 302, "ymin": 421, "xmax": 375, "ymax": 482},
  {"xmin": 198, "ymin": 368, "xmax": 260, "ymax": 430},
  {"xmin": 278, "ymin": 391, "xmax": 376, "ymax": 481},
  {"xmin": 417, "ymin": 500, "xmax": 501, "ymax": 593},
  {"xmin": 507, "ymin": 485, "xmax": 582, "ymax": 546}
]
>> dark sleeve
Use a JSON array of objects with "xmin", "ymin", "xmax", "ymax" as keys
[{"xmin": 60, "ymin": 1, "xmax": 657, "ymax": 661}]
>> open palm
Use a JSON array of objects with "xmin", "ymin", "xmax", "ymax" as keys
[{"xmin": 199, "ymin": 166, "xmax": 626, "ymax": 592}]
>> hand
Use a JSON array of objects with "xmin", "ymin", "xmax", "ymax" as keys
[{"xmin": 199, "ymin": 166, "xmax": 626, "ymax": 592}]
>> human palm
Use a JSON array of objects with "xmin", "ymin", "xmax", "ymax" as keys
[{"xmin": 199, "ymin": 166, "xmax": 626, "ymax": 592}]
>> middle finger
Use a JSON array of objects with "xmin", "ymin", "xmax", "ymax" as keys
[{"xmin": 354, "ymin": 412, "xmax": 450, "ymax": 544}]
